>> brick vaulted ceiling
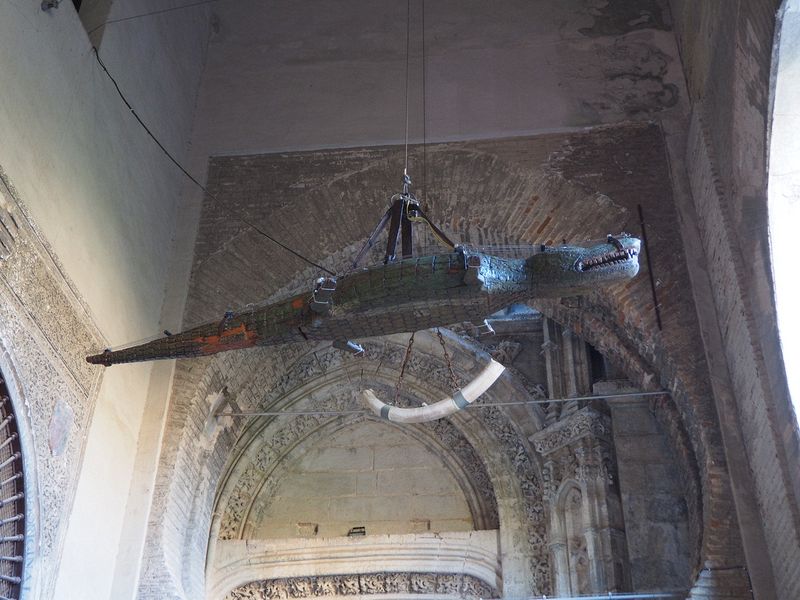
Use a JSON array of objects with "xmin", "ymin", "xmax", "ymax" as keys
[
  {"xmin": 178, "ymin": 121, "xmax": 744, "ymax": 580},
  {"xmin": 134, "ymin": 0, "xmax": 795, "ymax": 595}
]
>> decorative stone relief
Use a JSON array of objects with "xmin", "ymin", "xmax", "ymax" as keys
[
  {"xmin": 531, "ymin": 406, "xmax": 626, "ymax": 594},
  {"xmin": 530, "ymin": 407, "xmax": 611, "ymax": 455},
  {"xmin": 0, "ymin": 201, "xmax": 18, "ymax": 260},
  {"xmin": 0, "ymin": 170, "xmax": 104, "ymax": 597},
  {"xmin": 487, "ymin": 340, "xmax": 522, "ymax": 365},
  {"xmin": 224, "ymin": 572, "xmax": 499, "ymax": 600}
]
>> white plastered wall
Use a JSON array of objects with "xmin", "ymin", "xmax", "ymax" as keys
[{"xmin": 0, "ymin": 2, "xmax": 211, "ymax": 598}]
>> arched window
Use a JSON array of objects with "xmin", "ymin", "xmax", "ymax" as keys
[
  {"xmin": 0, "ymin": 373, "xmax": 25, "ymax": 598},
  {"xmin": 770, "ymin": 0, "xmax": 800, "ymax": 415}
]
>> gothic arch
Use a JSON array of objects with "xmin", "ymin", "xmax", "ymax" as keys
[
  {"xmin": 137, "ymin": 328, "xmax": 555, "ymax": 600},
  {"xmin": 204, "ymin": 331, "xmax": 552, "ymax": 598}
]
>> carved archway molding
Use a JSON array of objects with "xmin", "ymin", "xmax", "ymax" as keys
[{"xmin": 205, "ymin": 331, "xmax": 551, "ymax": 598}]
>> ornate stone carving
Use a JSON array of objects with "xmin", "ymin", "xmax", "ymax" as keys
[
  {"xmin": 218, "ymin": 343, "xmax": 502, "ymax": 539},
  {"xmin": 0, "ymin": 169, "xmax": 104, "ymax": 597},
  {"xmin": 488, "ymin": 340, "xmax": 522, "ymax": 365},
  {"xmin": 530, "ymin": 407, "xmax": 611, "ymax": 455},
  {"xmin": 213, "ymin": 336, "xmax": 550, "ymax": 594},
  {"xmin": 225, "ymin": 572, "xmax": 499, "ymax": 600},
  {"xmin": 479, "ymin": 406, "xmax": 550, "ymax": 593}
]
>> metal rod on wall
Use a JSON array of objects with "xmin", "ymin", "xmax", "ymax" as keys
[
  {"xmin": 638, "ymin": 204, "xmax": 663, "ymax": 330},
  {"xmin": 216, "ymin": 389, "xmax": 670, "ymax": 418}
]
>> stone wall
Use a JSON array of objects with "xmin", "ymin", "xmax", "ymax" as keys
[
  {"xmin": 0, "ymin": 172, "xmax": 104, "ymax": 599},
  {"xmin": 0, "ymin": 1, "xmax": 216, "ymax": 598},
  {"xmin": 248, "ymin": 420, "xmax": 476, "ymax": 539},
  {"xmin": 610, "ymin": 395, "xmax": 691, "ymax": 590}
]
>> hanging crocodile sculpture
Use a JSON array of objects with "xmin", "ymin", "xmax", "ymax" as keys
[{"xmin": 86, "ymin": 235, "xmax": 641, "ymax": 367}]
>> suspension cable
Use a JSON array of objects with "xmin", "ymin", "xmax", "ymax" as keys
[
  {"xmin": 216, "ymin": 389, "xmax": 672, "ymax": 418},
  {"xmin": 403, "ymin": 0, "xmax": 412, "ymax": 176}
]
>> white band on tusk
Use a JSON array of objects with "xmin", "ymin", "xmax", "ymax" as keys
[{"xmin": 361, "ymin": 358, "xmax": 506, "ymax": 423}]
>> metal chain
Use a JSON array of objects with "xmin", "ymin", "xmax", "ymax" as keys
[
  {"xmin": 436, "ymin": 328, "xmax": 460, "ymax": 392},
  {"xmin": 394, "ymin": 332, "xmax": 415, "ymax": 404}
]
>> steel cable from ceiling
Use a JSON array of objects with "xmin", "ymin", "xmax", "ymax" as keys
[{"xmin": 86, "ymin": 0, "xmax": 225, "ymax": 36}]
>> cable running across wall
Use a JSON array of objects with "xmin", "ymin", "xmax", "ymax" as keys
[
  {"xmin": 216, "ymin": 389, "xmax": 670, "ymax": 418},
  {"xmin": 91, "ymin": 48, "xmax": 335, "ymax": 276},
  {"xmin": 87, "ymin": 0, "xmax": 225, "ymax": 36}
]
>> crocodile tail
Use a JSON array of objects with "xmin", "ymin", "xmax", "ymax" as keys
[{"xmin": 86, "ymin": 320, "xmax": 261, "ymax": 367}]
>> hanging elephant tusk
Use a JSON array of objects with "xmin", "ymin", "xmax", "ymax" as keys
[{"xmin": 360, "ymin": 358, "xmax": 506, "ymax": 423}]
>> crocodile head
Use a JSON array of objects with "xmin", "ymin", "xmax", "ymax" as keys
[{"xmin": 524, "ymin": 234, "xmax": 641, "ymax": 294}]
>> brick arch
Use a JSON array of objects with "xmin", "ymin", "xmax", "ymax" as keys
[
  {"xmin": 186, "ymin": 141, "xmax": 629, "ymax": 325},
  {"xmin": 146, "ymin": 130, "xmax": 743, "ymax": 598}
]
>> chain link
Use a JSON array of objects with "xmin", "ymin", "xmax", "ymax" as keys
[
  {"xmin": 436, "ymin": 328, "xmax": 460, "ymax": 392},
  {"xmin": 394, "ymin": 332, "xmax": 415, "ymax": 404}
]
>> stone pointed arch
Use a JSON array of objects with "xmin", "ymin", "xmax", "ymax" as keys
[
  {"xmin": 203, "ymin": 331, "xmax": 554, "ymax": 598},
  {"xmin": 143, "ymin": 130, "xmax": 741, "ymax": 598}
]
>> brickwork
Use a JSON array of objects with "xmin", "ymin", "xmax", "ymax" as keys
[
  {"xmin": 668, "ymin": 1, "xmax": 800, "ymax": 597},
  {"xmin": 140, "ymin": 123, "xmax": 770, "ymax": 598},
  {"xmin": 141, "ymin": 320, "xmax": 704, "ymax": 599}
]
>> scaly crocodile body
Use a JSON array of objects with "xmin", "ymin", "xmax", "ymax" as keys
[{"xmin": 87, "ymin": 236, "xmax": 640, "ymax": 366}]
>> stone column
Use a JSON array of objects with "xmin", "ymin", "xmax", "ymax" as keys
[{"xmin": 531, "ymin": 407, "xmax": 629, "ymax": 595}]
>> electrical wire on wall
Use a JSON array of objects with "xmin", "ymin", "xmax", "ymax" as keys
[{"xmin": 90, "ymin": 48, "xmax": 334, "ymax": 277}]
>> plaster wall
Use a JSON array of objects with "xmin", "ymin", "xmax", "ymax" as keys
[
  {"xmin": 0, "ymin": 2, "xmax": 211, "ymax": 598},
  {"xmin": 192, "ymin": 0, "xmax": 682, "ymax": 156}
]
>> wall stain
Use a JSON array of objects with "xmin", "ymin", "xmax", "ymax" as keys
[{"xmin": 579, "ymin": 0, "xmax": 671, "ymax": 37}]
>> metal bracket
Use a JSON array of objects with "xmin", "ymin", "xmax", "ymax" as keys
[{"xmin": 310, "ymin": 277, "xmax": 337, "ymax": 314}]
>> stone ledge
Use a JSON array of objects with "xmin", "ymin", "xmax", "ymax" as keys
[{"xmin": 209, "ymin": 530, "xmax": 501, "ymax": 600}]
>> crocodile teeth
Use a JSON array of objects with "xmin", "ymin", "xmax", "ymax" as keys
[{"xmin": 579, "ymin": 248, "xmax": 637, "ymax": 271}]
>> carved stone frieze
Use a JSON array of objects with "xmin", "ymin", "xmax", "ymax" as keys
[
  {"xmin": 0, "ymin": 169, "xmax": 104, "ymax": 597},
  {"xmin": 487, "ymin": 340, "xmax": 522, "ymax": 365},
  {"xmin": 224, "ymin": 572, "xmax": 499, "ymax": 600},
  {"xmin": 530, "ymin": 407, "xmax": 611, "ymax": 455}
]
